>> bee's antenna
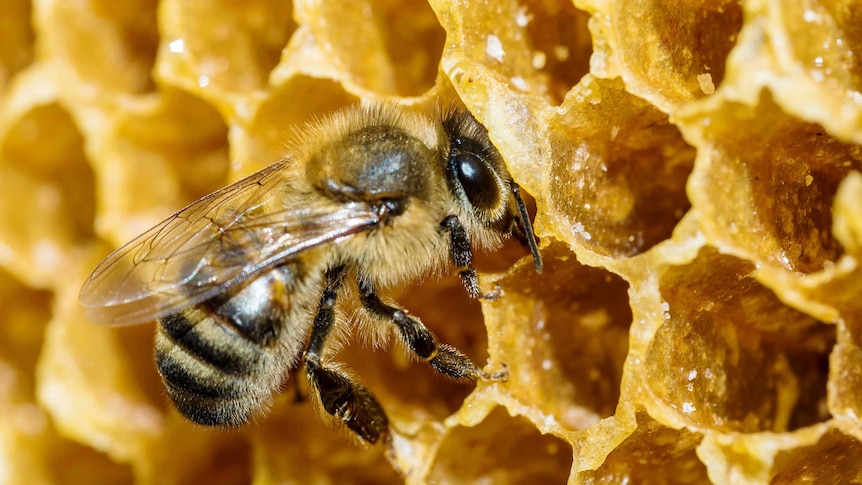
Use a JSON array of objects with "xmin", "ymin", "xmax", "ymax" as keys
[{"xmin": 510, "ymin": 182, "xmax": 543, "ymax": 274}]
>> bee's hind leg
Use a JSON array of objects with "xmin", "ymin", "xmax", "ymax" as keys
[
  {"xmin": 305, "ymin": 265, "xmax": 389, "ymax": 444},
  {"xmin": 358, "ymin": 279, "xmax": 508, "ymax": 382}
]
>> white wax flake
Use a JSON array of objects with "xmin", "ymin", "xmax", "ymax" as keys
[
  {"xmin": 515, "ymin": 7, "xmax": 532, "ymax": 27},
  {"xmin": 486, "ymin": 35, "xmax": 505, "ymax": 62},
  {"xmin": 687, "ymin": 369, "xmax": 697, "ymax": 381},
  {"xmin": 511, "ymin": 76, "xmax": 528, "ymax": 91},
  {"xmin": 198, "ymin": 75, "xmax": 210, "ymax": 87},
  {"xmin": 168, "ymin": 39, "xmax": 185, "ymax": 53},
  {"xmin": 803, "ymin": 9, "xmax": 820, "ymax": 22},
  {"xmin": 703, "ymin": 368, "xmax": 714, "ymax": 379},
  {"xmin": 573, "ymin": 222, "xmax": 592, "ymax": 240},
  {"xmin": 532, "ymin": 51, "xmax": 547, "ymax": 69},
  {"xmin": 661, "ymin": 301, "xmax": 671, "ymax": 320},
  {"xmin": 682, "ymin": 402, "xmax": 696, "ymax": 414},
  {"xmin": 697, "ymin": 73, "xmax": 715, "ymax": 95}
]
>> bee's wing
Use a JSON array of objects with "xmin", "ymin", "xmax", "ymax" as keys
[{"xmin": 79, "ymin": 161, "xmax": 381, "ymax": 326}]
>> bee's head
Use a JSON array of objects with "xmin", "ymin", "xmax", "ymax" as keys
[{"xmin": 439, "ymin": 108, "xmax": 543, "ymax": 273}]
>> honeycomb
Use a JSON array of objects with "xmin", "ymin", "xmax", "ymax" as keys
[{"xmin": 2, "ymin": 0, "xmax": 862, "ymax": 483}]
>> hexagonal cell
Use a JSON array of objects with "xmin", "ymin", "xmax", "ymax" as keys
[
  {"xmin": 0, "ymin": 102, "xmax": 95, "ymax": 285},
  {"xmin": 95, "ymin": 88, "xmax": 229, "ymax": 243},
  {"xmin": 770, "ymin": 428, "xmax": 862, "ymax": 483},
  {"xmin": 648, "ymin": 247, "xmax": 833, "ymax": 433},
  {"xmin": 428, "ymin": 407, "xmax": 573, "ymax": 483},
  {"xmin": 768, "ymin": 1, "xmax": 862, "ymax": 142},
  {"xmin": 434, "ymin": 0, "xmax": 591, "ymax": 103},
  {"xmin": 546, "ymin": 77, "xmax": 695, "ymax": 257},
  {"xmin": 685, "ymin": 91, "xmax": 862, "ymax": 273},
  {"xmin": 40, "ymin": 0, "xmax": 159, "ymax": 94},
  {"xmin": 576, "ymin": 411, "xmax": 709, "ymax": 484},
  {"xmin": 158, "ymin": 0, "xmax": 295, "ymax": 95},
  {"xmin": 0, "ymin": 0, "xmax": 34, "ymax": 88},
  {"xmin": 301, "ymin": 0, "xmax": 444, "ymax": 96},
  {"xmin": 584, "ymin": 0, "xmax": 743, "ymax": 109},
  {"xmin": 484, "ymin": 242, "xmax": 631, "ymax": 428}
]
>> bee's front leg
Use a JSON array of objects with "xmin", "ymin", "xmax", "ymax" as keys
[
  {"xmin": 358, "ymin": 279, "xmax": 508, "ymax": 382},
  {"xmin": 440, "ymin": 215, "xmax": 501, "ymax": 300},
  {"xmin": 305, "ymin": 265, "xmax": 389, "ymax": 444}
]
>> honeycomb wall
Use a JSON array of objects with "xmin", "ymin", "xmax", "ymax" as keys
[{"xmin": 1, "ymin": 0, "xmax": 861, "ymax": 483}]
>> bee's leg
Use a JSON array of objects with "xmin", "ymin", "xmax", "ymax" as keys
[
  {"xmin": 358, "ymin": 279, "xmax": 508, "ymax": 382},
  {"xmin": 441, "ymin": 215, "xmax": 501, "ymax": 300},
  {"xmin": 305, "ymin": 265, "xmax": 389, "ymax": 444}
]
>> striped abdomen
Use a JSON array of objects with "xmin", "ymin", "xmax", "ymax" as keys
[{"xmin": 154, "ymin": 266, "xmax": 312, "ymax": 426}]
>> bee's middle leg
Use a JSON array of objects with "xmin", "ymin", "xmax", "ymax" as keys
[
  {"xmin": 305, "ymin": 265, "xmax": 389, "ymax": 444},
  {"xmin": 358, "ymin": 279, "xmax": 508, "ymax": 382}
]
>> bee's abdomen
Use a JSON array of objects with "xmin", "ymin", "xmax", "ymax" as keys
[
  {"xmin": 153, "ymin": 268, "xmax": 309, "ymax": 427},
  {"xmin": 155, "ymin": 310, "xmax": 282, "ymax": 427}
]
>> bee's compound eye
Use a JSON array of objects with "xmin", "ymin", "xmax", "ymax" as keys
[{"xmin": 452, "ymin": 151, "xmax": 499, "ymax": 210}]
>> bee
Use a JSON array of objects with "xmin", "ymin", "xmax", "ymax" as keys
[{"xmin": 79, "ymin": 102, "xmax": 542, "ymax": 444}]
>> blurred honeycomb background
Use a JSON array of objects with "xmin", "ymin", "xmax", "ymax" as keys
[{"xmin": 2, "ymin": 0, "xmax": 862, "ymax": 483}]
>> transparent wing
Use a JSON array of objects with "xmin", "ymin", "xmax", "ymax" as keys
[{"xmin": 79, "ymin": 161, "xmax": 382, "ymax": 326}]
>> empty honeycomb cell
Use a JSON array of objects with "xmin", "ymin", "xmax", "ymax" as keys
[
  {"xmin": 546, "ymin": 77, "xmax": 695, "ymax": 257},
  {"xmin": 763, "ymin": 0, "xmax": 862, "ymax": 143},
  {"xmin": 770, "ymin": 428, "xmax": 862, "ymax": 483},
  {"xmin": 299, "ymin": 0, "xmax": 444, "ymax": 97},
  {"xmin": 38, "ymin": 0, "xmax": 159, "ymax": 95},
  {"xmin": 238, "ymin": 76, "xmax": 357, "ymax": 175},
  {"xmin": 483, "ymin": 243, "xmax": 631, "ymax": 428},
  {"xmin": 95, "ymin": 88, "xmax": 228, "ymax": 244},
  {"xmin": 684, "ymin": 91, "xmax": 862, "ymax": 274},
  {"xmin": 576, "ymin": 411, "xmax": 709, "ymax": 484},
  {"xmin": 0, "ymin": 0, "xmax": 34, "ymax": 90},
  {"xmin": 0, "ymin": 102, "xmax": 95, "ymax": 286},
  {"xmin": 580, "ymin": 0, "xmax": 743, "ymax": 110},
  {"xmin": 428, "ymin": 407, "xmax": 573, "ymax": 484},
  {"xmin": 648, "ymin": 247, "xmax": 831, "ymax": 433},
  {"xmin": 0, "ymin": 268, "xmax": 52, "ymax": 395},
  {"xmin": 157, "ymin": 0, "xmax": 295, "ymax": 97}
]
